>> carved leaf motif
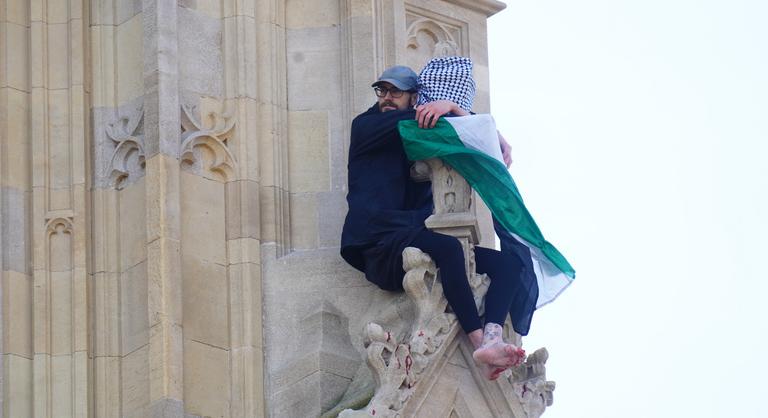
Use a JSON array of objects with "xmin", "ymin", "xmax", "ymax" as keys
[
  {"xmin": 180, "ymin": 103, "xmax": 237, "ymax": 181},
  {"xmin": 105, "ymin": 104, "xmax": 145, "ymax": 189}
]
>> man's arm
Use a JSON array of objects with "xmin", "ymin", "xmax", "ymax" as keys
[{"xmin": 414, "ymin": 100, "xmax": 469, "ymax": 128}]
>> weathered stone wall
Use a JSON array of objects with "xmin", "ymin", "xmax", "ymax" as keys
[{"xmin": 0, "ymin": 0, "xmax": 506, "ymax": 417}]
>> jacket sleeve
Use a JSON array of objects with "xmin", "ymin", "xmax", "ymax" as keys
[{"xmin": 349, "ymin": 107, "xmax": 416, "ymax": 159}]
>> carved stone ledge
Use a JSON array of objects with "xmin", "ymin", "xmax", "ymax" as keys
[{"xmin": 180, "ymin": 101, "xmax": 236, "ymax": 182}]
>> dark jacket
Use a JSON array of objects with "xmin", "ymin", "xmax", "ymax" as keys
[{"xmin": 340, "ymin": 104, "xmax": 433, "ymax": 290}]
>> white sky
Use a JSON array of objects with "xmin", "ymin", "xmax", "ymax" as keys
[{"xmin": 488, "ymin": 1, "xmax": 768, "ymax": 417}]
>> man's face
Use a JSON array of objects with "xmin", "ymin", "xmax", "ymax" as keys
[{"xmin": 374, "ymin": 82, "xmax": 418, "ymax": 112}]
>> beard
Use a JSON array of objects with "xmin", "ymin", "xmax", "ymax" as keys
[{"xmin": 379, "ymin": 101, "xmax": 398, "ymax": 112}]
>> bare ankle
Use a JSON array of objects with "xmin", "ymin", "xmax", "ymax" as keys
[{"xmin": 481, "ymin": 322, "xmax": 503, "ymax": 347}]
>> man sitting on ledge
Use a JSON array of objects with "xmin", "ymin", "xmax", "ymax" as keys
[{"xmin": 340, "ymin": 63, "xmax": 535, "ymax": 380}]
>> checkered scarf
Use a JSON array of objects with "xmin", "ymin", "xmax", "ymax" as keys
[{"xmin": 416, "ymin": 56, "xmax": 476, "ymax": 112}]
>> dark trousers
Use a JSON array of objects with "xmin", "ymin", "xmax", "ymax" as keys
[{"xmin": 409, "ymin": 229, "xmax": 526, "ymax": 334}]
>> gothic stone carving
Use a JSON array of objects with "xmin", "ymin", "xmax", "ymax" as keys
[
  {"xmin": 404, "ymin": 7, "xmax": 468, "ymax": 71},
  {"xmin": 180, "ymin": 102, "xmax": 236, "ymax": 181},
  {"xmin": 507, "ymin": 348, "xmax": 556, "ymax": 417},
  {"xmin": 340, "ymin": 247, "xmax": 457, "ymax": 417},
  {"xmin": 105, "ymin": 103, "xmax": 145, "ymax": 189}
]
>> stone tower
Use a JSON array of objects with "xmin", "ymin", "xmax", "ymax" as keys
[{"xmin": 0, "ymin": 0, "xmax": 552, "ymax": 416}]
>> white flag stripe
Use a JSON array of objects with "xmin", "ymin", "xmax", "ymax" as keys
[{"xmin": 445, "ymin": 114, "xmax": 504, "ymax": 164}]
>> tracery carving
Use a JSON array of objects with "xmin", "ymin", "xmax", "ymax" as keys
[
  {"xmin": 46, "ymin": 217, "xmax": 74, "ymax": 236},
  {"xmin": 406, "ymin": 18, "xmax": 460, "ymax": 58},
  {"xmin": 105, "ymin": 104, "xmax": 145, "ymax": 189},
  {"xmin": 180, "ymin": 102, "xmax": 236, "ymax": 181}
]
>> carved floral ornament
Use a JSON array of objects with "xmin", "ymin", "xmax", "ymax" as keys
[
  {"xmin": 105, "ymin": 104, "xmax": 145, "ymax": 189},
  {"xmin": 180, "ymin": 103, "xmax": 237, "ymax": 182}
]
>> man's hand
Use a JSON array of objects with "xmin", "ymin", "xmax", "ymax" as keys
[
  {"xmin": 415, "ymin": 100, "xmax": 469, "ymax": 128},
  {"xmin": 498, "ymin": 131, "xmax": 512, "ymax": 167}
]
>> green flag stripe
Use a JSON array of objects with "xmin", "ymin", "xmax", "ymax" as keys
[{"xmin": 398, "ymin": 118, "xmax": 575, "ymax": 278}]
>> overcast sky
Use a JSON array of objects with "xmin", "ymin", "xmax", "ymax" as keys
[{"xmin": 488, "ymin": 1, "xmax": 768, "ymax": 417}]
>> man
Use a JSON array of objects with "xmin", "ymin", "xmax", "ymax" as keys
[{"xmin": 340, "ymin": 65, "xmax": 526, "ymax": 380}]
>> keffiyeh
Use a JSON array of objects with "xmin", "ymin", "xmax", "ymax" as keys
[{"xmin": 417, "ymin": 56, "xmax": 476, "ymax": 112}]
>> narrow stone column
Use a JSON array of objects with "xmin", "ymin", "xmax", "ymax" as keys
[
  {"xmin": 142, "ymin": 1, "xmax": 184, "ymax": 416},
  {"xmin": 420, "ymin": 159, "xmax": 481, "ymax": 277}
]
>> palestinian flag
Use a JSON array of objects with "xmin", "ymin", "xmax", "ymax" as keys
[{"xmin": 398, "ymin": 114, "xmax": 574, "ymax": 308}]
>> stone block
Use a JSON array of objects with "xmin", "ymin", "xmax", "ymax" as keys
[
  {"xmin": 226, "ymin": 238, "xmax": 260, "ymax": 265},
  {"xmin": 29, "ymin": 22, "xmax": 44, "ymax": 88},
  {"xmin": 93, "ymin": 356, "xmax": 121, "ymax": 417},
  {"xmin": 288, "ymin": 110, "xmax": 330, "ymax": 193},
  {"xmin": 183, "ymin": 339, "xmax": 230, "ymax": 418},
  {"xmin": 91, "ymin": 271, "xmax": 120, "ymax": 356},
  {"xmin": 1, "ymin": 187, "xmax": 30, "ymax": 273},
  {"xmin": 50, "ymin": 271, "xmax": 73, "ymax": 355},
  {"xmin": 222, "ymin": 0, "xmax": 255, "ymax": 18},
  {"xmin": 286, "ymin": 27, "xmax": 342, "ymax": 111},
  {"xmin": 6, "ymin": 0, "xmax": 29, "ymax": 26},
  {"xmin": 73, "ymin": 268, "xmax": 89, "ymax": 352},
  {"xmin": 116, "ymin": 14, "xmax": 144, "ymax": 104},
  {"xmin": 90, "ymin": 25, "xmax": 117, "ymax": 107},
  {"xmin": 148, "ymin": 397, "xmax": 184, "ymax": 418},
  {"xmin": 121, "ymin": 261, "xmax": 149, "ymax": 355},
  {"xmin": 115, "ymin": 0, "xmax": 142, "ymax": 25},
  {"xmin": 119, "ymin": 178, "xmax": 147, "ymax": 269},
  {"xmin": 51, "ymin": 354, "xmax": 74, "ymax": 418},
  {"xmin": 317, "ymin": 190, "xmax": 346, "ymax": 248},
  {"xmin": 225, "ymin": 179, "xmax": 260, "ymax": 240},
  {"xmin": 222, "ymin": 17, "xmax": 258, "ymax": 99},
  {"xmin": 4, "ymin": 354, "xmax": 33, "ymax": 417},
  {"xmin": 122, "ymin": 344, "xmax": 150, "ymax": 418},
  {"xmin": 148, "ymin": 322, "xmax": 184, "ymax": 402},
  {"xmin": 289, "ymin": 193, "xmax": 318, "ymax": 250},
  {"xmin": 90, "ymin": 188, "xmax": 119, "ymax": 273},
  {"xmin": 258, "ymin": 185, "xmax": 279, "ymax": 243},
  {"xmin": 144, "ymin": 154, "xmax": 182, "ymax": 243},
  {"xmin": 182, "ymin": 258, "xmax": 228, "ymax": 349},
  {"xmin": 286, "ymin": 0, "xmax": 340, "ymax": 29},
  {"xmin": 47, "ymin": 23, "xmax": 70, "ymax": 89},
  {"xmin": 226, "ymin": 262, "xmax": 262, "ymax": 349},
  {"xmin": 70, "ymin": 22, "xmax": 86, "ymax": 88},
  {"xmin": 180, "ymin": 171, "xmax": 226, "ymax": 264},
  {"xmin": 1, "ymin": 88, "xmax": 30, "ymax": 188},
  {"xmin": 191, "ymin": 0, "xmax": 223, "ymax": 19},
  {"xmin": 2, "ymin": 270, "xmax": 33, "ymax": 356},
  {"xmin": 271, "ymin": 371, "xmax": 351, "ymax": 418},
  {"xmin": 46, "ymin": 0, "xmax": 68, "ymax": 23},
  {"xmin": 3, "ymin": 22, "xmax": 29, "ymax": 91},
  {"xmin": 178, "ymin": 7, "xmax": 223, "ymax": 97},
  {"xmin": 146, "ymin": 237, "xmax": 182, "ymax": 327},
  {"xmin": 47, "ymin": 88, "xmax": 72, "ymax": 201}
]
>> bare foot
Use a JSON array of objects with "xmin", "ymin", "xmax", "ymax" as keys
[{"xmin": 473, "ymin": 342, "xmax": 526, "ymax": 369}]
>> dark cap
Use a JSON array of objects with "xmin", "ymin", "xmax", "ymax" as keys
[{"xmin": 371, "ymin": 65, "xmax": 419, "ymax": 91}]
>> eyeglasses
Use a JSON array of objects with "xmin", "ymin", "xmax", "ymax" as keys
[{"xmin": 374, "ymin": 86, "xmax": 409, "ymax": 98}]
